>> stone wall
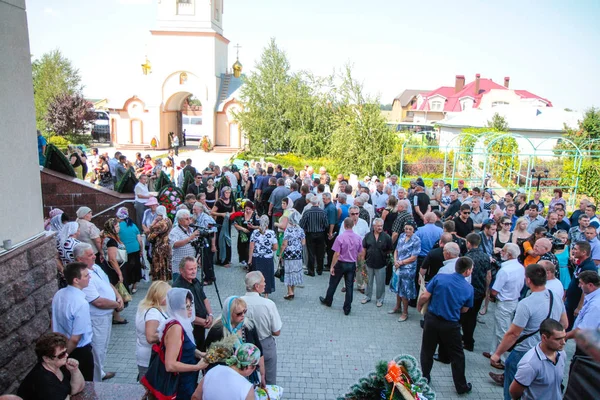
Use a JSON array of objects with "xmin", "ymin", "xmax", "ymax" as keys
[
  {"xmin": 0, "ymin": 234, "xmax": 58, "ymax": 394},
  {"xmin": 41, "ymin": 168, "xmax": 136, "ymax": 228}
]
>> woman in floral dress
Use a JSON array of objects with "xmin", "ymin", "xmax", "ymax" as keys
[
  {"xmin": 147, "ymin": 206, "xmax": 173, "ymax": 281},
  {"xmin": 248, "ymin": 215, "xmax": 278, "ymax": 298},
  {"xmin": 233, "ymin": 201, "xmax": 259, "ymax": 269},
  {"xmin": 279, "ymin": 210, "xmax": 305, "ymax": 300},
  {"xmin": 389, "ymin": 222, "xmax": 421, "ymax": 322}
]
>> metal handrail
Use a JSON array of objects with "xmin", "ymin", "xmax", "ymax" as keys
[{"xmin": 91, "ymin": 200, "xmax": 136, "ymax": 219}]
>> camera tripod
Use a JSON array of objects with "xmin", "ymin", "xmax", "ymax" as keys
[{"xmin": 195, "ymin": 237, "xmax": 223, "ymax": 308}]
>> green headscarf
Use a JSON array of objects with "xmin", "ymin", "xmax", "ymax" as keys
[{"xmin": 226, "ymin": 343, "xmax": 261, "ymax": 369}]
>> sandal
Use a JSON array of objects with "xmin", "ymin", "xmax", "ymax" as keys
[
  {"xmin": 112, "ymin": 319, "xmax": 128, "ymax": 325},
  {"xmin": 398, "ymin": 314, "xmax": 409, "ymax": 322},
  {"xmin": 283, "ymin": 294, "xmax": 294, "ymax": 300},
  {"xmin": 490, "ymin": 359, "xmax": 505, "ymax": 370},
  {"xmin": 479, "ymin": 306, "xmax": 488, "ymax": 316}
]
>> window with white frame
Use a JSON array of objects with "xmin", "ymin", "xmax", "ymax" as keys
[
  {"xmin": 492, "ymin": 101, "xmax": 509, "ymax": 107},
  {"xmin": 431, "ymin": 100, "xmax": 443, "ymax": 111}
]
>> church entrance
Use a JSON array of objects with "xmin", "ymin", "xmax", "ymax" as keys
[{"xmin": 163, "ymin": 89, "xmax": 203, "ymax": 148}]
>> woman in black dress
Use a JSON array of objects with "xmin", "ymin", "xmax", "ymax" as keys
[
  {"xmin": 205, "ymin": 177, "xmax": 218, "ymax": 208},
  {"xmin": 211, "ymin": 186, "xmax": 235, "ymax": 267}
]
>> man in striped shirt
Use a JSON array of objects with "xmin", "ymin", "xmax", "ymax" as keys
[{"xmin": 300, "ymin": 196, "xmax": 329, "ymax": 276}]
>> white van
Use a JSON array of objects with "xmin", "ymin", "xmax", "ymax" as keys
[
  {"xmin": 182, "ymin": 115, "xmax": 203, "ymax": 140},
  {"xmin": 91, "ymin": 110, "xmax": 110, "ymax": 142}
]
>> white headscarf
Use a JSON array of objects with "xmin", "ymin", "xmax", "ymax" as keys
[
  {"xmin": 158, "ymin": 288, "xmax": 195, "ymax": 344},
  {"xmin": 156, "ymin": 205, "xmax": 167, "ymax": 218},
  {"xmin": 49, "ymin": 214, "xmax": 64, "ymax": 232},
  {"xmin": 59, "ymin": 221, "xmax": 79, "ymax": 244}
]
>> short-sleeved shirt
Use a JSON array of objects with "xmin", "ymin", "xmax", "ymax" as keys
[
  {"xmin": 588, "ymin": 237, "xmax": 600, "ymax": 261},
  {"xmin": 250, "ymin": 229, "xmax": 278, "ymax": 258},
  {"xmin": 135, "ymin": 307, "xmax": 168, "ymax": 367},
  {"xmin": 363, "ymin": 232, "xmax": 393, "ymax": 269},
  {"xmin": 514, "ymin": 344, "xmax": 566, "ymax": 400},
  {"xmin": 526, "ymin": 215, "xmax": 547, "ymax": 234},
  {"xmin": 17, "ymin": 362, "xmax": 72, "ymax": 400},
  {"xmin": 512, "ymin": 289, "xmax": 566, "ymax": 352},
  {"xmin": 169, "ymin": 225, "xmax": 197, "ymax": 270},
  {"xmin": 173, "ymin": 276, "xmax": 208, "ymax": 318},
  {"xmin": 352, "ymin": 218, "xmax": 370, "ymax": 239},
  {"xmin": 413, "ymin": 192, "xmax": 430, "ymax": 225},
  {"xmin": 77, "ymin": 219, "xmax": 101, "ymax": 253},
  {"xmin": 427, "ymin": 272, "xmax": 474, "ymax": 322},
  {"xmin": 415, "ymin": 223, "xmax": 443, "ymax": 257},
  {"xmin": 492, "ymin": 259, "xmax": 525, "ymax": 301},
  {"xmin": 268, "ymin": 186, "xmax": 291, "ymax": 213},
  {"xmin": 282, "ymin": 225, "xmax": 305, "ymax": 260},
  {"xmin": 57, "ymin": 237, "xmax": 81, "ymax": 266},
  {"xmin": 242, "ymin": 292, "xmax": 283, "ymax": 341},
  {"xmin": 573, "ymin": 286, "xmax": 600, "ymax": 330},
  {"xmin": 52, "ymin": 286, "xmax": 93, "ymax": 347},
  {"xmin": 134, "ymin": 182, "xmax": 150, "ymax": 204},
  {"xmin": 118, "ymin": 221, "xmax": 140, "ymax": 253},
  {"xmin": 82, "ymin": 264, "xmax": 116, "ymax": 317},
  {"xmin": 565, "ymin": 257, "xmax": 598, "ymax": 309},
  {"xmin": 333, "ymin": 229, "xmax": 363, "ymax": 263},
  {"xmin": 324, "ymin": 201, "xmax": 338, "ymax": 227},
  {"xmin": 142, "ymin": 209, "xmax": 157, "ymax": 229},
  {"xmin": 465, "ymin": 248, "xmax": 492, "ymax": 298},
  {"xmin": 453, "ymin": 216, "xmax": 474, "ymax": 238},
  {"xmin": 545, "ymin": 278, "xmax": 565, "ymax": 300}
]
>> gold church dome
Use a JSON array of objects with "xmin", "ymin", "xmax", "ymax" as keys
[{"xmin": 232, "ymin": 60, "xmax": 243, "ymax": 78}]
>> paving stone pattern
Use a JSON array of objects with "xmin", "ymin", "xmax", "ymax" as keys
[{"xmin": 106, "ymin": 231, "xmax": 574, "ymax": 399}]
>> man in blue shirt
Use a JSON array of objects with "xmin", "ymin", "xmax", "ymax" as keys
[
  {"xmin": 51, "ymin": 262, "xmax": 95, "ymax": 381},
  {"xmin": 418, "ymin": 257, "xmax": 474, "ymax": 394}
]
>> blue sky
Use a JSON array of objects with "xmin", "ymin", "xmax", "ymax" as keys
[{"xmin": 26, "ymin": 0, "xmax": 600, "ymax": 109}]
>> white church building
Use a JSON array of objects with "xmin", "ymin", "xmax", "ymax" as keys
[{"xmin": 106, "ymin": 0, "xmax": 244, "ymax": 151}]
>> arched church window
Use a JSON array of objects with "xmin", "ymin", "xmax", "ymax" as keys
[{"xmin": 179, "ymin": 72, "xmax": 188, "ymax": 85}]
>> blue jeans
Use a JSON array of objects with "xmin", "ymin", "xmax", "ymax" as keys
[
  {"xmin": 504, "ymin": 349, "xmax": 527, "ymax": 400},
  {"xmin": 324, "ymin": 261, "xmax": 356, "ymax": 313}
]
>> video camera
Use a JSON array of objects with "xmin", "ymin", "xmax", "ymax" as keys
[
  {"xmin": 545, "ymin": 232, "xmax": 566, "ymax": 252},
  {"xmin": 189, "ymin": 224, "xmax": 213, "ymax": 239}
]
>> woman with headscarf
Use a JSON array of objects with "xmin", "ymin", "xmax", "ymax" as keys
[
  {"xmin": 193, "ymin": 343, "xmax": 261, "ymax": 400},
  {"xmin": 56, "ymin": 221, "xmax": 81, "ymax": 289},
  {"xmin": 76, "ymin": 206, "xmax": 103, "ymax": 263},
  {"xmin": 233, "ymin": 200, "xmax": 259, "ymax": 269},
  {"xmin": 116, "ymin": 207, "xmax": 144, "ymax": 294},
  {"xmin": 211, "ymin": 186, "xmax": 235, "ymax": 267},
  {"xmin": 204, "ymin": 296, "xmax": 265, "ymax": 386},
  {"xmin": 147, "ymin": 206, "xmax": 173, "ymax": 282},
  {"xmin": 248, "ymin": 215, "xmax": 278, "ymax": 298},
  {"xmin": 278, "ymin": 210, "xmax": 305, "ymax": 300},
  {"xmin": 152, "ymin": 288, "xmax": 207, "ymax": 400},
  {"xmin": 101, "ymin": 218, "xmax": 129, "ymax": 322},
  {"xmin": 44, "ymin": 208, "xmax": 64, "ymax": 231}
]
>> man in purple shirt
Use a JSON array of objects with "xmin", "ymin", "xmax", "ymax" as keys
[{"xmin": 320, "ymin": 217, "xmax": 364, "ymax": 315}]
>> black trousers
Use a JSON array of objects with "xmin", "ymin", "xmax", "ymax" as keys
[
  {"xmin": 460, "ymin": 295, "xmax": 485, "ymax": 349},
  {"xmin": 70, "ymin": 343, "xmax": 94, "ymax": 382},
  {"xmin": 193, "ymin": 325, "xmax": 206, "ymax": 352},
  {"xmin": 324, "ymin": 262, "xmax": 356, "ymax": 313},
  {"xmin": 238, "ymin": 237, "xmax": 250, "ymax": 264},
  {"xmin": 306, "ymin": 232, "xmax": 326, "ymax": 274},
  {"xmin": 201, "ymin": 246, "xmax": 215, "ymax": 283},
  {"xmin": 325, "ymin": 233, "xmax": 336, "ymax": 270},
  {"xmin": 420, "ymin": 312, "xmax": 469, "ymax": 393}
]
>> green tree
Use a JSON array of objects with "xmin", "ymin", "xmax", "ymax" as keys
[
  {"xmin": 235, "ymin": 38, "xmax": 294, "ymax": 154},
  {"xmin": 329, "ymin": 65, "xmax": 397, "ymax": 176},
  {"xmin": 32, "ymin": 49, "xmax": 82, "ymax": 132},
  {"xmin": 487, "ymin": 112, "xmax": 509, "ymax": 131}
]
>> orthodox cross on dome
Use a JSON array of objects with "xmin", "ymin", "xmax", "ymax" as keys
[{"xmin": 234, "ymin": 43, "xmax": 242, "ymax": 60}]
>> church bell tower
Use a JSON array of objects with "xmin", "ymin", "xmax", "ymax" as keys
[{"xmin": 155, "ymin": 0, "xmax": 224, "ymax": 35}]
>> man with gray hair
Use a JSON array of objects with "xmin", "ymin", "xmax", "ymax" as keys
[
  {"xmin": 268, "ymin": 177, "xmax": 291, "ymax": 221},
  {"xmin": 353, "ymin": 196, "xmax": 371, "ymax": 227},
  {"xmin": 437, "ymin": 243, "xmax": 468, "ymax": 281},
  {"xmin": 539, "ymin": 260, "xmax": 564, "ymax": 300},
  {"xmin": 361, "ymin": 218, "xmax": 392, "ymax": 307},
  {"xmin": 242, "ymin": 271, "xmax": 282, "ymax": 385},
  {"xmin": 169, "ymin": 208, "xmax": 200, "ymax": 282},
  {"xmin": 391, "ymin": 200, "xmax": 416, "ymax": 244},
  {"xmin": 483, "ymin": 243, "xmax": 525, "ymax": 362},
  {"xmin": 76, "ymin": 243, "xmax": 123, "ymax": 381}
]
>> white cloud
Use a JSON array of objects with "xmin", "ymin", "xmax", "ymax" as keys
[{"xmin": 44, "ymin": 7, "xmax": 59, "ymax": 17}]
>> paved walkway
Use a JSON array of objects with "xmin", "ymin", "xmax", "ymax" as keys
[{"xmin": 105, "ymin": 231, "xmax": 574, "ymax": 399}]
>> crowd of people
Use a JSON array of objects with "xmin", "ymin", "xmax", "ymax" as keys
[{"xmin": 27, "ymin": 157, "xmax": 600, "ymax": 399}]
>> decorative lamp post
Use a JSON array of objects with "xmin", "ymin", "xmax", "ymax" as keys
[{"xmin": 531, "ymin": 168, "xmax": 549, "ymax": 191}]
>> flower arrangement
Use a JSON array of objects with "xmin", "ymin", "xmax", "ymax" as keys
[
  {"xmin": 200, "ymin": 135, "xmax": 212, "ymax": 152},
  {"xmin": 157, "ymin": 185, "xmax": 185, "ymax": 221},
  {"xmin": 339, "ymin": 354, "xmax": 435, "ymax": 400}
]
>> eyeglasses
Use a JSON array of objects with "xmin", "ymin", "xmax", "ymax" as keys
[
  {"xmin": 350, "ymin": 212, "xmax": 359, "ymax": 215},
  {"xmin": 185, "ymin": 304, "xmax": 193, "ymax": 310},
  {"xmin": 52, "ymin": 350, "xmax": 68, "ymax": 360},
  {"xmin": 462, "ymin": 212, "xmax": 470, "ymax": 215},
  {"xmin": 235, "ymin": 309, "xmax": 247, "ymax": 317},
  {"xmin": 502, "ymin": 222, "xmax": 511, "ymax": 226}
]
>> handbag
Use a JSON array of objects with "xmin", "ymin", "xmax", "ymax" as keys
[
  {"xmin": 116, "ymin": 282, "xmax": 132, "ymax": 303},
  {"xmin": 116, "ymin": 247, "xmax": 128, "ymax": 264},
  {"xmin": 141, "ymin": 320, "xmax": 184, "ymax": 400},
  {"xmin": 418, "ymin": 274, "xmax": 429, "ymax": 315},
  {"xmin": 274, "ymin": 259, "xmax": 284, "ymax": 281}
]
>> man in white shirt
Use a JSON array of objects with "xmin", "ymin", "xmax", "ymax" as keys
[
  {"xmin": 372, "ymin": 182, "xmax": 388, "ymax": 210},
  {"xmin": 387, "ymin": 174, "xmax": 400, "ymax": 198},
  {"xmin": 134, "ymin": 174, "xmax": 151, "ymax": 231},
  {"xmin": 437, "ymin": 242, "xmax": 471, "ymax": 283},
  {"xmin": 539, "ymin": 260, "xmax": 565, "ymax": 300},
  {"xmin": 75, "ymin": 243, "xmax": 123, "ymax": 382},
  {"xmin": 52, "ymin": 262, "xmax": 94, "ymax": 381},
  {"xmin": 483, "ymin": 243, "xmax": 525, "ymax": 363},
  {"xmin": 241, "ymin": 271, "xmax": 282, "ymax": 385}
]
